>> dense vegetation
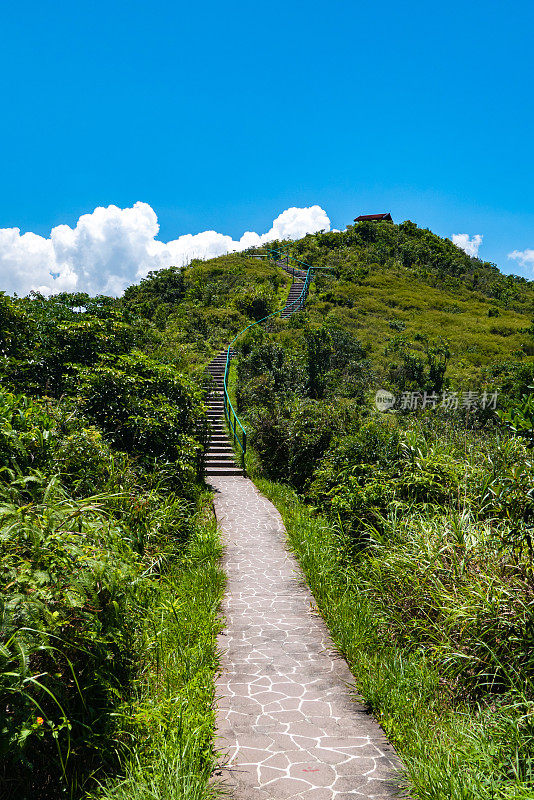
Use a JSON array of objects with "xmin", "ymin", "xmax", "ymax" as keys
[
  {"xmin": 2, "ymin": 217, "xmax": 534, "ymax": 799},
  {"xmin": 0, "ymin": 291, "xmax": 225, "ymax": 799},
  {"xmin": 226, "ymin": 222, "xmax": 534, "ymax": 799},
  {"xmin": 121, "ymin": 256, "xmax": 291, "ymax": 368}
]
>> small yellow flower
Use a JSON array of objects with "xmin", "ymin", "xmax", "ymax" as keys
[{"xmin": 36, "ymin": 716, "xmax": 44, "ymax": 725}]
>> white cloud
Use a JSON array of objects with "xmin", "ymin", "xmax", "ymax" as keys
[
  {"xmin": 507, "ymin": 249, "xmax": 534, "ymax": 270},
  {"xmin": 0, "ymin": 202, "xmax": 331, "ymax": 297},
  {"xmin": 452, "ymin": 233, "xmax": 483, "ymax": 257}
]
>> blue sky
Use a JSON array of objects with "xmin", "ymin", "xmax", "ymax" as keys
[{"xmin": 1, "ymin": 0, "xmax": 534, "ymax": 293}]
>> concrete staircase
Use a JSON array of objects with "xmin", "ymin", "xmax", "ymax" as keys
[
  {"xmin": 280, "ymin": 274, "xmax": 305, "ymax": 318},
  {"xmin": 203, "ymin": 259, "xmax": 310, "ymax": 476},
  {"xmin": 204, "ymin": 351, "xmax": 243, "ymax": 477},
  {"xmin": 276, "ymin": 260, "xmax": 307, "ymax": 280}
]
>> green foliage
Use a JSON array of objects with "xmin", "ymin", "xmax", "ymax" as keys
[
  {"xmin": 0, "ymin": 293, "xmax": 148, "ymax": 396},
  {"xmin": 0, "ymin": 388, "xmax": 57, "ymax": 475},
  {"xmin": 77, "ymin": 353, "xmax": 208, "ymax": 492},
  {"xmin": 0, "ymin": 293, "xmax": 33, "ymax": 357},
  {"xmin": 124, "ymin": 254, "xmax": 292, "ymax": 363},
  {"xmin": 261, "ymin": 222, "xmax": 534, "ymax": 385},
  {"xmin": 249, "ymin": 398, "xmax": 358, "ymax": 491},
  {"xmin": 0, "ymin": 476, "xmax": 142, "ymax": 795},
  {"xmin": 236, "ymin": 341, "xmax": 305, "ymax": 410},
  {"xmin": 498, "ymin": 391, "xmax": 534, "ymax": 447},
  {"xmin": 93, "ymin": 510, "xmax": 224, "ymax": 800},
  {"xmin": 233, "ymin": 285, "xmax": 277, "ymax": 321},
  {"xmin": 385, "ymin": 333, "xmax": 450, "ymax": 394},
  {"xmin": 0, "ymin": 280, "xmax": 217, "ymax": 797},
  {"xmin": 304, "ymin": 325, "xmax": 371, "ymax": 400},
  {"xmin": 236, "ymin": 324, "xmax": 372, "ymax": 414},
  {"xmin": 292, "ymin": 219, "xmax": 529, "ymax": 305},
  {"xmin": 121, "ymin": 266, "xmax": 185, "ymax": 320}
]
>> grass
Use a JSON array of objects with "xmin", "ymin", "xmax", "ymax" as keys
[
  {"xmin": 252, "ymin": 475, "xmax": 534, "ymax": 800},
  {"xmin": 308, "ymin": 270, "xmax": 530, "ymax": 382},
  {"xmin": 90, "ymin": 495, "xmax": 225, "ymax": 800}
]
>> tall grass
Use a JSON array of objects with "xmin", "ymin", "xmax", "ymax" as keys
[
  {"xmin": 92, "ymin": 502, "xmax": 225, "ymax": 800},
  {"xmin": 256, "ymin": 478, "xmax": 534, "ymax": 800},
  {"xmin": 0, "ymin": 471, "xmax": 224, "ymax": 800}
]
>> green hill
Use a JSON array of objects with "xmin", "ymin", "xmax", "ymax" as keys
[
  {"xmin": 2, "ymin": 217, "xmax": 534, "ymax": 800},
  {"xmin": 121, "ymin": 218, "xmax": 534, "ymax": 387}
]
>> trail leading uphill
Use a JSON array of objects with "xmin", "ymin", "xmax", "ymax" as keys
[
  {"xmin": 207, "ymin": 256, "xmax": 404, "ymax": 799},
  {"xmin": 203, "ymin": 262, "xmax": 306, "ymax": 477},
  {"xmin": 205, "ymin": 352, "xmax": 243, "ymax": 476}
]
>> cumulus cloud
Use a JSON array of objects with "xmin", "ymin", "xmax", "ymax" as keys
[
  {"xmin": 452, "ymin": 233, "xmax": 483, "ymax": 257},
  {"xmin": 0, "ymin": 202, "xmax": 330, "ymax": 297},
  {"xmin": 507, "ymin": 249, "xmax": 534, "ymax": 270}
]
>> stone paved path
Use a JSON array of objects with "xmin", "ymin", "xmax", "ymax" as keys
[{"xmin": 211, "ymin": 477, "xmax": 405, "ymax": 800}]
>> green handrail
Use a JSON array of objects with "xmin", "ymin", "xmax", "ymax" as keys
[{"xmin": 222, "ymin": 247, "xmax": 315, "ymax": 463}]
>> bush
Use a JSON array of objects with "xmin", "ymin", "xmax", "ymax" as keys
[
  {"xmin": 53, "ymin": 426, "xmax": 115, "ymax": 496},
  {"xmin": 233, "ymin": 286, "xmax": 277, "ymax": 321},
  {"xmin": 309, "ymin": 419, "xmax": 401, "ymax": 534},
  {"xmin": 385, "ymin": 334, "xmax": 450, "ymax": 395},
  {"xmin": 77, "ymin": 353, "xmax": 208, "ymax": 490},
  {"xmin": 236, "ymin": 342, "xmax": 305, "ymax": 411},
  {"xmin": 0, "ymin": 294, "xmax": 146, "ymax": 396},
  {"xmin": 250, "ymin": 398, "xmax": 358, "ymax": 490}
]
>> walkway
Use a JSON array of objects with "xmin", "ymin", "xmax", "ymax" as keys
[{"xmin": 211, "ymin": 476, "xmax": 404, "ymax": 800}]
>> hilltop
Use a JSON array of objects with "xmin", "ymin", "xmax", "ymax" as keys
[{"xmin": 121, "ymin": 218, "xmax": 534, "ymax": 388}]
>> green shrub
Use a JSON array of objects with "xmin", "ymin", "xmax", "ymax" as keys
[
  {"xmin": 385, "ymin": 333, "xmax": 450, "ymax": 395},
  {"xmin": 250, "ymin": 398, "xmax": 358, "ymax": 490},
  {"xmin": 77, "ymin": 353, "xmax": 208, "ymax": 490},
  {"xmin": 236, "ymin": 342, "xmax": 305, "ymax": 410},
  {"xmin": 0, "ymin": 294, "xmax": 146, "ymax": 396},
  {"xmin": 53, "ymin": 426, "xmax": 114, "ymax": 496},
  {"xmin": 233, "ymin": 286, "xmax": 277, "ymax": 321}
]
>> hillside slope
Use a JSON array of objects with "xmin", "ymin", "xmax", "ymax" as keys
[{"xmin": 121, "ymin": 219, "xmax": 534, "ymax": 387}]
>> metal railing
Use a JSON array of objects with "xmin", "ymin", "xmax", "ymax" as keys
[{"xmin": 222, "ymin": 247, "xmax": 315, "ymax": 461}]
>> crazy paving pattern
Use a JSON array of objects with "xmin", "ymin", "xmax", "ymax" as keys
[{"xmin": 211, "ymin": 476, "xmax": 405, "ymax": 800}]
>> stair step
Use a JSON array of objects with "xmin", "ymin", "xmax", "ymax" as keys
[
  {"xmin": 205, "ymin": 464, "xmax": 240, "ymax": 472},
  {"xmin": 205, "ymin": 467, "xmax": 243, "ymax": 476}
]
